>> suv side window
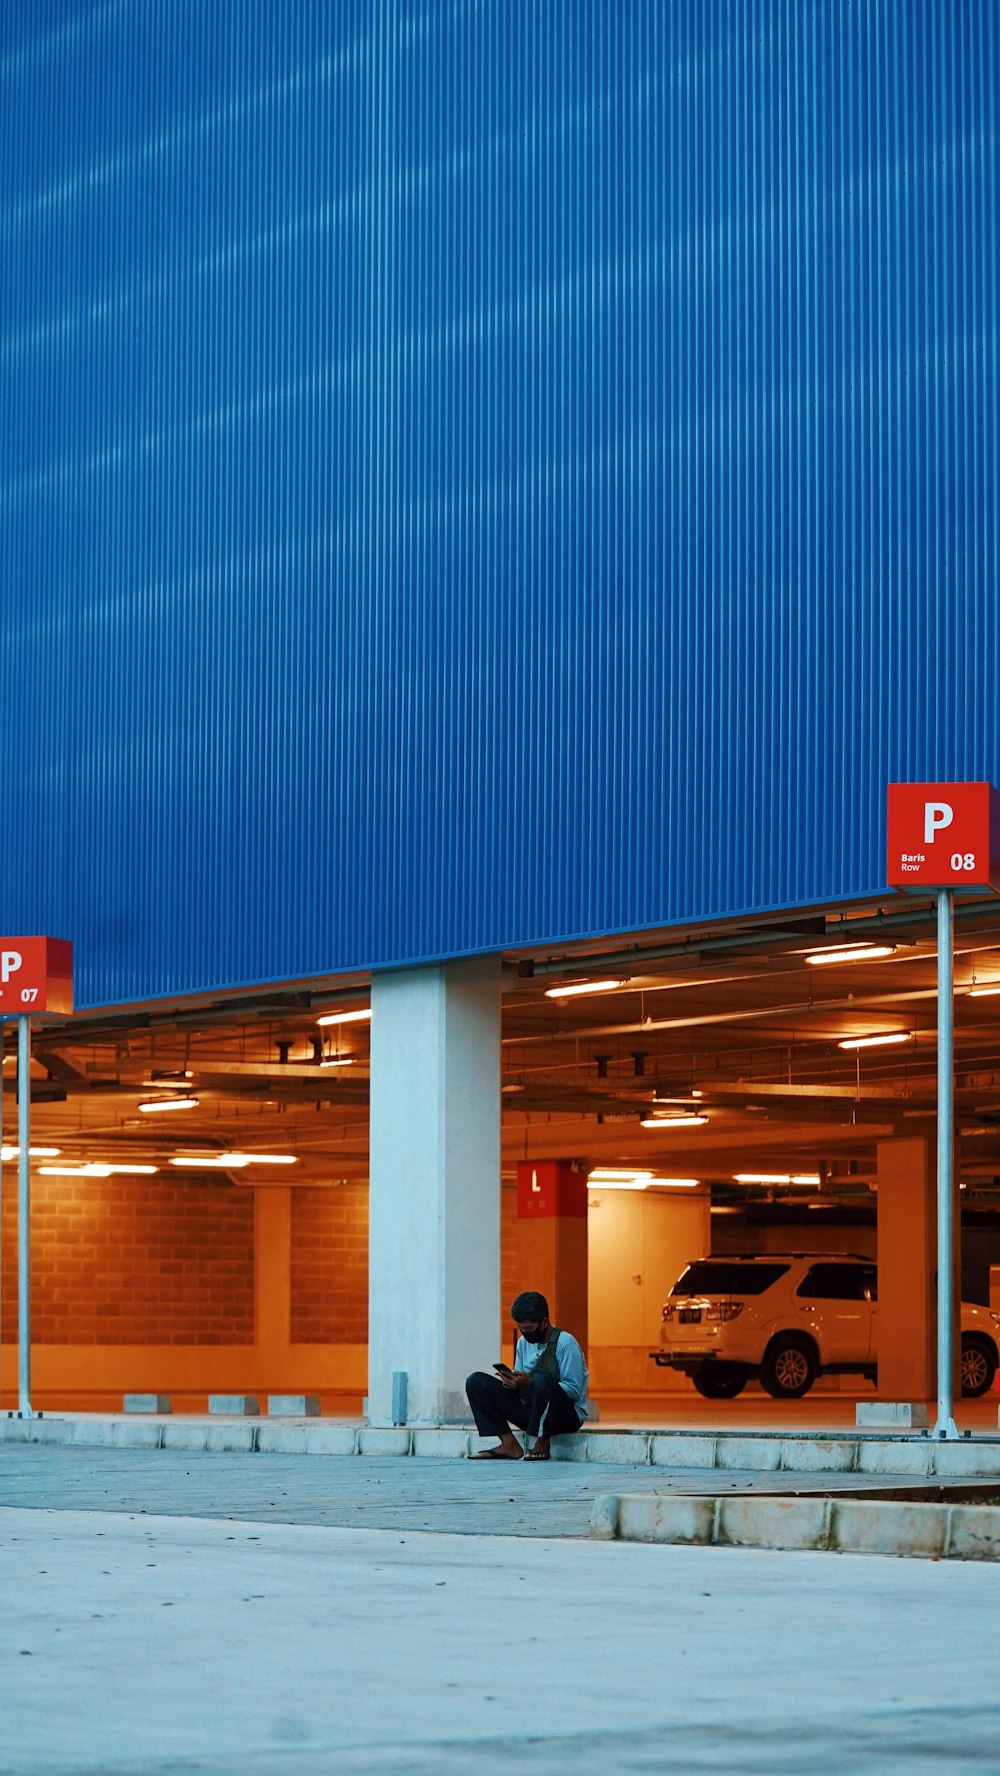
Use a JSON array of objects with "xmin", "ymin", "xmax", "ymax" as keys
[
  {"xmin": 797, "ymin": 1262, "xmax": 870, "ymax": 1301},
  {"xmin": 670, "ymin": 1262, "xmax": 791, "ymax": 1296}
]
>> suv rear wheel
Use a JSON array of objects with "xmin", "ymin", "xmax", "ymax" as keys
[
  {"xmin": 691, "ymin": 1363, "xmax": 747, "ymax": 1399},
  {"xmin": 961, "ymin": 1335, "xmax": 998, "ymax": 1398},
  {"xmin": 760, "ymin": 1334, "xmax": 818, "ymax": 1399}
]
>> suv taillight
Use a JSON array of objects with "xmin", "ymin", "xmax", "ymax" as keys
[
  {"xmin": 662, "ymin": 1303, "xmax": 675, "ymax": 1321},
  {"xmin": 707, "ymin": 1301, "xmax": 743, "ymax": 1322}
]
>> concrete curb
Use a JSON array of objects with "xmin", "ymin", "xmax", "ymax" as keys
[
  {"xmin": 591, "ymin": 1492, "xmax": 1000, "ymax": 1559},
  {"xmin": 3, "ymin": 1415, "xmax": 1000, "ymax": 1474}
]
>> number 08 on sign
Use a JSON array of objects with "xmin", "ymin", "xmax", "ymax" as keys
[
  {"xmin": 0, "ymin": 937, "xmax": 74, "ymax": 1013},
  {"xmin": 886, "ymin": 783, "xmax": 1000, "ymax": 891}
]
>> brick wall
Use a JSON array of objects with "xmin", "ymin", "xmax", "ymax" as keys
[
  {"xmin": 290, "ymin": 1185, "xmax": 369, "ymax": 1342},
  {"xmin": 0, "ymin": 1174, "xmax": 521, "ymax": 1353},
  {"xmin": 0, "ymin": 1174, "xmax": 255, "ymax": 1344}
]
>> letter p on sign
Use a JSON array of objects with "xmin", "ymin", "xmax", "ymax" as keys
[
  {"xmin": 924, "ymin": 802, "xmax": 954, "ymax": 843},
  {"xmin": 1, "ymin": 950, "xmax": 22, "ymax": 983}
]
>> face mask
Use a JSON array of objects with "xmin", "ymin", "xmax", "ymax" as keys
[{"xmin": 521, "ymin": 1326, "xmax": 549, "ymax": 1344}]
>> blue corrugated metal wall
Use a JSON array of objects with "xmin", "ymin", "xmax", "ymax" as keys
[{"xmin": 2, "ymin": 1, "xmax": 998, "ymax": 1006}]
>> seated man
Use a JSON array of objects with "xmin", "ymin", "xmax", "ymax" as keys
[{"xmin": 467, "ymin": 1290, "xmax": 589, "ymax": 1461}]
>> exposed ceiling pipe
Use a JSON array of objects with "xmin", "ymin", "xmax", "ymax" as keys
[
  {"xmin": 505, "ymin": 983, "xmax": 944, "ymax": 1045},
  {"xmin": 522, "ymin": 897, "xmax": 1000, "ymax": 978}
]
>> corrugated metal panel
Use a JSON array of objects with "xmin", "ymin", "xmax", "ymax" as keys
[{"xmin": 1, "ymin": 1, "xmax": 998, "ymax": 1006}]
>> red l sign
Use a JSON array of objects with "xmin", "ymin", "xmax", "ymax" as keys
[{"xmin": 886, "ymin": 783, "xmax": 1000, "ymax": 891}]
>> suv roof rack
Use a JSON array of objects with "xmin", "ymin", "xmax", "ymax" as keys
[{"xmin": 712, "ymin": 1251, "xmax": 874, "ymax": 1262}]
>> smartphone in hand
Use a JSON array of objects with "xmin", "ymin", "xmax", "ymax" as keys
[{"xmin": 493, "ymin": 1361, "xmax": 513, "ymax": 1375}]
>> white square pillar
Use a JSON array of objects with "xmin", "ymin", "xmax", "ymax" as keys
[{"xmin": 368, "ymin": 957, "xmax": 501, "ymax": 1424}]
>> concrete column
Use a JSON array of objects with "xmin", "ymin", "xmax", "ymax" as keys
[
  {"xmin": 515, "ymin": 1162, "xmax": 588, "ymax": 1353},
  {"xmin": 368, "ymin": 958, "xmax": 501, "ymax": 1424},
  {"xmin": 876, "ymin": 1134, "xmax": 959, "ymax": 1401}
]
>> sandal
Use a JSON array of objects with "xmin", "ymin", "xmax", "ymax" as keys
[
  {"xmin": 522, "ymin": 1448, "xmax": 550, "ymax": 1461},
  {"xmin": 469, "ymin": 1446, "xmax": 523, "ymax": 1460}
]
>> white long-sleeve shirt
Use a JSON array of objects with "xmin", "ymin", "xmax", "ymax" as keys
[{"xmin": 514, "ymin": 1330, "xmax": 589, "ymax": 1422}]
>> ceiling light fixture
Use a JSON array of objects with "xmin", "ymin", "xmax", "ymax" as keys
[
  {"xmin": 734, "ymin": 1172, "xmax": 821, "ymax": 1186},
  {"xmin": 806, "ymin": 944, "xmax": 896, "ymax": 966},
  {"xmin": 967, "ymin": 984, "xmax": 1000, "ymax": 997},
  {"xmin": 137, "ymin": 1096, "xmax": 200, "ymax": 1113},
  {"xmin": 38, "ymin": 1164, "xmax": 109, "ymax": 1177},
  {"xmin": 222, "ymin": 1152, "xmax": 298, "ymax": 1165},
  {"xmin": 640, "ymin": 1113, "xmax": 708, "ymax": 1129},
  {"xmin": 1, "ymin": 1146, "xmax": 61, "ymax": 1160},
  {"xmin": 588, "ymin": 1177, "xmax": 651, "ymax": 1191},
  {"xmin": 316, "ymin": 1008, "xmax": 372, "ymax": 1026},
  {"xmin": 589, "ymin": 1168, "xmax": 653, "ymax": 1182},
  {"xmin": 169, "ymin": 1155, "xmax": 246, "ymax": 1169},
  {"xmin": 838, "ymin": 1032, "xmax": 913, "ymax": 1050},
  {"xmin": 39, "ymin": 1163, "xmax": 161, "ymax": 1178},
  {"xmin": 544, "ymin": 979, "xmax": 625, "ymax": 999},
  {"xmin": 320, "ymin": 1055, "xmax": 356, "ymax": 1067}
]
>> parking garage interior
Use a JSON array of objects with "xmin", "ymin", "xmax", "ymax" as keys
[{"xmin": 4, "ymin": 889, "xmax": 1000, "ymax": 1417}]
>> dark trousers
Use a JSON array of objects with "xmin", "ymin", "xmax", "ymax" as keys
[{"xmin": 465, "ymin": 1369, "xmax": 582, "ymax": 1440}]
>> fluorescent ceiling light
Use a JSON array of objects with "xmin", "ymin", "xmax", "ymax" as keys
[
  {"xmin": 587, "ymin": 1173, "xmax": 701, "ymax": 1191},
  {"xmin": 544, "ymin": 979, "xmax": 625, "ymax": 999},
  {"xmin": 39, "ymin": 1160, "xmax": 159, "ymax": 1177},
  {"xmin": 588, "ymin": 1178, "xmax": 651, "ymax": 1190},
  {"xmin": 838, "ymin": 1032, "xmax": 913, "ymax": 1050},
  {"xmin": 138, "ymin": 1096, "xmax": 200, "ymax": 1112},
  {"xmin": 170, "ymin": 1155, "xmax": 245, "ymax": 1169},
  {"xmin": 316, "ymin": 1008, "xmax": 372, "ymax": 1026},
  {"xmin": 640, "ymin": 1113, "xmax": 708, "ymax": 1129},
  {"xmin": 734, "ymin": 1172, "xmax": 821, "ymax": 1186},
  {"xmin": 806, "ymin": 945, "xmax": 896, "ymax": 966},
  {"xmin": 40, "ymin": 1165, "xmax": 107, "ymax": 1177},
  {"xmin": 222, "ymin": 1152, "xmax": 298, "ymax": 1165},
  {"xmin": 967, "ymin": 985, "xmax": 1000, "ymax": 997},
  {"xmin": 588, "ymin": 1169, "xmax": 654, "ymax": 1181},
  {"xmin": 320, "ymin": 1055, "xmax": 355, "ymax": 1067},
  {"xmin": 1, "ymin": 1146, "xmax": 60, "ymax": 1159},
  {"xmin": 168, "ymin": 1152, "xmax": 297, "ymax": 1170}
]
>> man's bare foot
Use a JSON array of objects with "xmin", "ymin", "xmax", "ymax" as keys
[
  {"xmin": 470, "ymin": 1435, "xmax": 523, "ymax": 1460},
  {"xmin": 523, "ymin": 1437, "xmax": 551, "ymax": 1461}
]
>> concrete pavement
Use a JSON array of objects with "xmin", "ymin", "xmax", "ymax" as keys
[
  {"xmin": 1, "ymin": 1445, "xmax": 994, "ymax": 1540},
  {"xmin": 2, "ymin": 1503, "xmax": 999, "ymax": 1775}
]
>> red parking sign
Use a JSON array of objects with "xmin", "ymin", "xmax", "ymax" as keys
[
  {"xmin": 886, "ymin": 783, "xmax": 1000, "ymax": 891},
  {"xmin": 0, "ymin": 937, "xmax": 74, "ymax": 1014}
]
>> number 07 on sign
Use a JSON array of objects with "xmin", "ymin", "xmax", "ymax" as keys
[{"xmin": 886, "ymin": 783, "xmax": 1000, "ymax": 892}]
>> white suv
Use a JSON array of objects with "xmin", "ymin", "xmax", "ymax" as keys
[{"xmin": 652, "ymin": 1252, "xmax": 1000, "ymax": 1400}]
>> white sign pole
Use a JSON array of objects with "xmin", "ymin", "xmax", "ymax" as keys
[
  {"xmin": 933, "ymin": 888, "xmax": 959, "ymax": 1439},
  {"xmin": 17, "ymin": 1013, "xmax": 32, "ymax": 1417}
]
